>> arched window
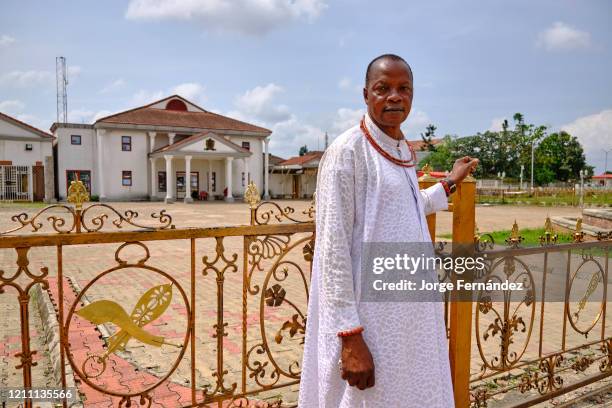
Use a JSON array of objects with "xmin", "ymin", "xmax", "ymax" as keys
[{"xmin": 166, "ymin": 99, "xmax": 188, "ymax": 111}]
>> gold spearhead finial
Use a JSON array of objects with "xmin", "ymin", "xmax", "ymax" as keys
[
  {"xmin": 573, "ymin": 217, "xmax": 585, "ymax": 242},
  {"xmin": 67, "ymin": 180, "xmax": 89, "ymax": 210},
  {"xmin": 244, "ymin": 180, "xmax": 261, "ymax": 208},
  {"xmin": 506, "ymin": 220, "xmax": 524, "ymax": 247},
  {"xmin": 539, "ymin": 216, "xmax": 558, "ymax": 245},
  {"xmin": 418, "ymin": 163, "xmax": 438, "ymax": 182}
]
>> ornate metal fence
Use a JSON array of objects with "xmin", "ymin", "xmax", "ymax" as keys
[{"xmin": 0, "ymin": 177, "xmax": 610, "ymax": 408}]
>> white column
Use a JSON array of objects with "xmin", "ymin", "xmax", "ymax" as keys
[
  {"xmin": 225, "ymin": 157, "xmax": 234, "ymax": 202},
  {"xmin": 27, "ymin": 166, "xmax": 33, "ymax": 202},
  {"xmin": 164, "ymin": 155, "xmax": 174, "ymax": 203},
  {"xmin": 150, "ymin": 157, "xmax": 157, "ymax": 200},
  {"xmin": 263, "ymin": 138, "xmax": 270, "ymax": 199},
  {"xmin": 207, "ymin": 160, "xmax": 214, "ymax": 201},
  {"xmin": 168, "ymin": 132, "xmax": 176, "ymax": 145},
  {"xmin": 184, "ymin": 155, "xmax": 193, "ymax": 203},
  {"xmin": 96, "ymin": 129, "xmax": 106, "ymax": 201},
  {"xmin": 148, "ymin": 131, "xmax": 157, "ymax": 152}
]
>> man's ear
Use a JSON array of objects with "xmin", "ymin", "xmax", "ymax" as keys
[{"xmin": 363, "ymin": 87, "xmax": 368, "ymax": 103}]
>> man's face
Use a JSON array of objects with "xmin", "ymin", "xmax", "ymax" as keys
[{"xmin": 363, "ymin": 59, "xmax": 413, "ymax": 129}]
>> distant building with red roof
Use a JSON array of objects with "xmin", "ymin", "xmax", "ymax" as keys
[
  {"xmin": 592, "ymin": 173, "xmax": 612, "ymax": 188},
  {"xmin": 51, "ymin": 95, "xmax": 274, "ymax": 202},
  {"xmin": 0, "ymin": 111, "xmax": 55, "ymax": 201}
]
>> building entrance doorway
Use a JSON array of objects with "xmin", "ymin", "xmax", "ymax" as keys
[{"xmin": 176, "ymin": 172, "xmax": 199, "ymax": 200}]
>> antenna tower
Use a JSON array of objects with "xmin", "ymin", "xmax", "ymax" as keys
[{"xmin": 56, "ymin": 56, "xmax": 68, "ymax": 123}]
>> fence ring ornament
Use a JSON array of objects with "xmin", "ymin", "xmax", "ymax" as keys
[{"xmin": 63, "ymin": 253, "xmax": 191, "ymax": 399}]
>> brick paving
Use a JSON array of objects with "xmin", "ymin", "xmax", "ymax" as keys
[{"xmin": 0, "ymin": 200, "xmax": 609, "ymax": 407}]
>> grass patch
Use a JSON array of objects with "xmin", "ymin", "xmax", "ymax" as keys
[
  {"xmin": 0, "ymin": 201, "xmax": 49, "ymax": 209},
  {"xmin": 439, "ymin": 227, "xmax": 609, "ymax": 256},
  {"xmin": 476, "ymin": 192, "xmax": 612, "ymax": 207}
]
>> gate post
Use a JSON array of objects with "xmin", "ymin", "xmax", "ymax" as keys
[
  {"xmin": 418, "ymin": 164, "xmax": 439, "ymax": 241},
  {"xmin": 449, "ymin": 177, "xmax": 476, "ymax": 408}
]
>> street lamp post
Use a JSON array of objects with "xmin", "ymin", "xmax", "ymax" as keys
[
  {"xmin": 605, "ymin": 149, "xmax": 611, "ymax": 174},
  {"xmin": 579, "ymin": 169, "xmax": 585, "ymax": 209},
  {"xmin": 520, "ymin": 165, "xmax": 524, "ymax": 191},
  {"xmin": 530, "ymin": 141, "xmax": 535, "ymax": 194}
]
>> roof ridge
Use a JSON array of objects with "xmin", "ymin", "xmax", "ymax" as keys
[
  {"xmin": 0, "ymin": 111, "xmax": 54, "ymax": 139},
  {"xmin": 95, "ymin": 95, "xmax": 209, "ymax": 124}
]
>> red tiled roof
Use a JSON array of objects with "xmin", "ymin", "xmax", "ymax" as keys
[
  {"xmin": 407, "ymin": 138, "xmax": 443, "ymax": 151},
  {"xmin": 593, "ymin": 174, "xmax": 612, "ymax": 179},
  {"xmin": 153, "ymin": 131, "xmax": 250, "ymax": 154},
  {"xmin": 0, "ymin": 111, "xmax": 54, "ymax": 139},
  {"xmin": 96, "ymin": 95, "xmax": 271, "ymax": 134},
  {"xmin": 266, "ymin": 153, "xmax": 286, "ymax": 165},
  {"xmin": 277, "ymin": 151, "xmax": 324, "ymax": 166}
]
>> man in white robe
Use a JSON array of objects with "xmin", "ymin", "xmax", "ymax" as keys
[{"xmin": 298, "ymin": 54, "xmax": 478, "ymax": 407}]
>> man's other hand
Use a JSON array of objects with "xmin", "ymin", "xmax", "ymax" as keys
[
  {"xmin": 448, "ymin": 156, "xmax": 479, "ymax": 185},
  {"xmin": 340, "ymin": 333, "xmax": 375, "ymax": 390}
]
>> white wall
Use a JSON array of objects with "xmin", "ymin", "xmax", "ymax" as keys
[
  {"xmin": 228, "ymin": 136, "xmax": 263, "ymax": 196},
  {"xmin": 55, "ymin": 127, "xmax": 95, "ymax": 199},
  {"xmin": 0, "ymin": 118, "xmax": 53, "ymax": 166},
  {"xmin": 102, "ymin": 129, "xmax": 149, "ymax": 200}
]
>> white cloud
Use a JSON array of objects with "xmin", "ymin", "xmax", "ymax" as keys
[
  {"xmin": 15, "ymin": 113, "xmax": 49, "ymax": 131},
  {"xmin": 93, "ymin": 110, "xmax": 115, "ymax": 121},
  {"xmin": 0, "ymin": 70, "xmax": 54, "ymax": 87},
  {"xmin": 536, "ymin": 22, "xmax": 591, "ymax": 51},
  {"xmin": 401, "ymin": 109, "xmax": 431, "ymax": 138},
  {"xmin": 99, "ymin": 78, "xmax": 126, "ymax": 94},
  {"xmin": 172, "ymin": 82, "xmax": 206, "ymax": 102},
  {"xmin": 331, "ymin": 107, "xmax": 364, "ymax": 135},
  {"xmin": 489, "ymin": 117, "xmax": 506, "ymax": 132},
  {"xmin": 234, "ymin": 83, "xmax": 290, "ymax": 123},
  {"xmin": 0, "ymin": 34, "xmax": 15, "ymax": 47},
  {"xmin": 561, "ymin": 109, "xmax": 612, "ymax": 173},
  {"xmin": 130, "ymin": 82, "xmax": 207, "ymax": 106},
  {"xmin": 131, "ymin": 89, "xmax": 165, "ymax": 106},
  {"xmin": 125, "ymin": 0, "xmax": 327, "ymax": 36},
  {"xmin": 269, "ymin": 114, "xmax": 325, "ymax": 157},
  {"xmin": 68, "ymin": 109, "xmax": 117, "ymax": 124},
  {"xmin": 0, "ymin": 100, "xmax": 25, "ymax": 114}
]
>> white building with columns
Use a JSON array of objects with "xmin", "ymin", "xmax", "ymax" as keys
[{"xmin": 51, "ymin": 95, "xmax": 272, "ymax": 202}]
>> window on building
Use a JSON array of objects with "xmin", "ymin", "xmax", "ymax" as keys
[
  {"xmin": 211, "ymin": 172, "xmax": 216, "ymax": 192},
  {"xmin": 122, "ymin": 136, "xmax": 132, "ymax": 151},
  {"xmin": 241, "ymin": 141, "xmax": 250, "ymax": 151},
  {"xmin": 71, "ymin": 135, "xmax": 81, "ymax": 145},
  {"xmin": 122, "ymin": 171, "xmax": 132, "ymax": 186},
  {"xmin": 158, "ymin": 171, "xmax": 166, "ymax": 192},
  {"xmin": 242, "ymin": 172, "xmax": 245, "ymax": 187},
  {"xmin": 25, "ymin": 144, "xmax": 33, "ymax": 151}
]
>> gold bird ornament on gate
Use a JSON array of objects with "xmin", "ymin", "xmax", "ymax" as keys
[{"xmin": 75, "ymin": 283, "xmax": 182, "ymax": 377}]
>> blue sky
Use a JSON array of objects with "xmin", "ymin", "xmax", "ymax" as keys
[{"xmin": 1, "ymin": 0, "xmax": 611, "ymax": 172}]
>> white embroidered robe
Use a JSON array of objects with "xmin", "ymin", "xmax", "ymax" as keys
[{"xmin": 298, "ymin": 113, "xmax": 454, "ymax": 407}]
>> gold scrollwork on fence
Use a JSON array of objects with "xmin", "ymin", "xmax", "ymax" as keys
[
  {"xmin": 1, "ymin": 180, "xmax": 174, "ymax": 234},
  {"xmin": 245, "ymin": 234, "xmax": 313, "ymax": 390},
  {"xmin": 246, "ymin": 181, "xmax": 316, "ymax": 225},
  {"xmin": 475, "ymin": 256, "xmax": 536, "ymax": 377}
]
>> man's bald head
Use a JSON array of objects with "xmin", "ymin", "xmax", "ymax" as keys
[{"xmin": 365, "ymin": 54, "xmax": 413, "ymax": 86}]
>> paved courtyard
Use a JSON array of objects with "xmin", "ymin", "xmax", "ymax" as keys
[{"xmin": 0, "ymin": 200, "xmax": 609, "ymax": 407}]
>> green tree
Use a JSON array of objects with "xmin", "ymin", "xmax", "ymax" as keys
[
  {"xmin": 420, "ymin": 124, "xmax": 438, "ymax": 152},
  {"xmin": 299, "ymin": 145, "xmax": 308, "ymax": 156},
  {"xmin": 534, "ymin": 131, "xmax": 593, "ymax": 184}
]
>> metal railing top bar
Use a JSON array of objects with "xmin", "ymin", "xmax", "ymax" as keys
[
  {"xmin": 478, "ymin": 239, "xmax": 611, "ymax": 258},
  {"xmin": 0, "ymin": 222, "xmax": 316, "ymax": 249}
]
